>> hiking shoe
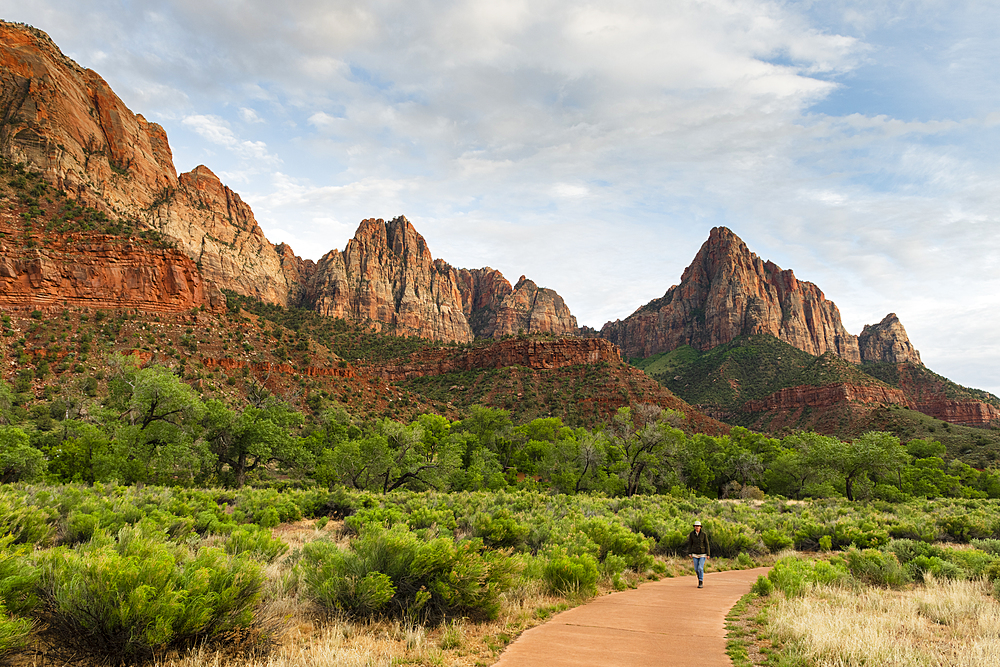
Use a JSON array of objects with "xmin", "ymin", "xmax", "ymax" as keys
[{"xmin": 698, "ymin": 581, "xmax": 703, "ymax": 588}]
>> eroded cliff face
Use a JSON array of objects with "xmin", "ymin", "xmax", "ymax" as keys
[
  {"xmin": 370, "ymin": 337, "xmax": 619, "ymax": 381},
  {"xmin": 300, "ymin": 218, "xmax": 580, "ymax": 342},
  {"xmin": 303, "ymin": 217, "xmax": 474, "ymax": 342},
  {"xmin": 492, "ymin": 276, "xmax": 579, "ymax": 338},
  {"xmin": 859, "ymin": 313, "xmax": 922, "ymax": 365},
  {"xmin": 455, "ymin": 267, "xmax": 513, "ymax": 338},
  {"xmin": 0, "ymin": 22, "xmax": 289, "ymax": 304},
  {"xmin": 745, "ymin": 383, "xmax": 908, "ymax": 413},
  {"xmin": 0, "ymin": 233, "xmax": 224, "ymax": 314},
  {"xmin": 601, "ymin": 227, "xmax": 861, "ymax": 361},
  {"xmin": 0, "ymin": 22, "xmax": 581, "ymax": 341}
]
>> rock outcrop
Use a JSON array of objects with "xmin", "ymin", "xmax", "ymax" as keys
[
  {"xmin": 745, "ymin": 383, "xmax": 908, "ymax": 413},
  {"xmin": 369, "ymin": 337, "xmax": 620, "ymax": 381},
  {"xmin": 0, "ymin": 233, "xmax": 224, "ymax": 314},
  {"xmin": 912, "ymin": 399, "xmax": 1000, "ymax": 427},
  {"xmin": 601, "ymin": 227, "xmax": 859, "ymax": 362},
  {"xmin": 859, "ymin": 313, "xmax": 922, "ymax": 365},
  {"xmin": 492, "ymin": 276, "xmax": 579, "ymax": 338},
  {"xmin": 0, "ymin": 22, "xmax": 581, "ymax": 342},
  {"xmin": 455, "ymin": 267, "xmax": 513, "ymax": 338},
  {"xmin": 303, "ymin": 217, "xmax": 475, "ymax": 342},
  {"xmin": 300, "ymin": 218, "xmax": 580, "ymax": 342},
  {"xmin": 0, "ymin": 21, "xmax": 289, "ymax": 304}
]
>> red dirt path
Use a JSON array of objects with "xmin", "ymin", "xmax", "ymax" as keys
[{"xmin": 493, "ymin": 566, "xmax": 769, "ymax": 667}]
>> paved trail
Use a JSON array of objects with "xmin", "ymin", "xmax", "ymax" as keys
[{"xmin": 494, "ymin": 567, "xmax": 769, "ymax": 667}]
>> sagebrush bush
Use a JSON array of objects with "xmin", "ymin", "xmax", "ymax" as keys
[
  {"xmin": 302, "ymin": 524, "xmax": 515, "ymax": 621},
  {"xmin": 225, "ymin": 525, "xmax": 289, "ymax": 563},
  {"xmin": 38, "ymin": 527, "xmax": 263, "ymax": 661},
  {"xmin": 767, "ymin": 557, "xmax": 849, "ymax": 597},
  {"xmin": 844, "ymin": 548, "xmax": 909, "ymax": 587},
  {"xmin": 543, "ymin": 553, "xmax": 599, "ymax": 596},
  {"xmin": 0, "ymin": 604, "xmax": 31, "ymax": 659},
  {"xmin": 578, "ymin": 519, "xmax": 654, "ymax": 570},
  {"xmin": 761, "ymin": 528, "xmax": 793, "ymax": 553}
]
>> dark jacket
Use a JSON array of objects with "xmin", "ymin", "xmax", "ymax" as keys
[{"xmin": 687, "ymin": 528, "xmax": 710, "ymax": 557}]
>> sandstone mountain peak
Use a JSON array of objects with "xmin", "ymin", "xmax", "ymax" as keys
[
  {"xmin": 601, "ymin": 226, "xmax": 861, "ymax": 361},
  {"xmin": 859, "ymin": 313, "xmax": 922, "ymax": 365},
  {"xmin": 0, "ymin": 22, "xmax": 579, "ymax": 342}
]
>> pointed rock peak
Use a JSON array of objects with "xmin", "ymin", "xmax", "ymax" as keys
[
  {"xmin": 859, "ymin": 313, "xmax": 922, "ymax": 365},
  {"xmin": 181, "ymin": 165, "xmax": 221, "ymax": 183},
  {"xmin": 514, "ymin": 275, "xmax": 534, "ymax": 290}
]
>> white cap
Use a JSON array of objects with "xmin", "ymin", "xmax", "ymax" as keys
[{"xmin": 693, "ymin": 520, "xmax": 701, "ymax": 526}]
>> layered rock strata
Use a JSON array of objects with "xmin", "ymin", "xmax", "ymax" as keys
[
  {"xmin": 0, "ymin": 22, "xmax": 581, "ymax": 341},
  {"xmin": 0, "ymin": 235, "xmax": 224, "ymax": 313},
  {"xmin": 492, "ymin": 277, "xmax": 578, "ymax": 338},
  {"xmin": 601, "ymin": 227, "xmax": 861, "ymax": 361},
  {"xmin": 0, "ymin": 22, "xmax": 288, "ymax": 303},
  {"xmin": 303, "ymin": 217, "xmax": 474, "ymax": 342},
  {"xmin": 744, "ymin": 383, "xmax": 908, "ymax": 413},
  {"xmin": 370, "ymin": 337, "xmax": 620, "ymax": 382}
]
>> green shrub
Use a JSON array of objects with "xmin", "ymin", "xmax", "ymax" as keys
[
  {"xmin": 0, "ymin": 604, "xmax": 31, "ymax": 659},
  {"xmin": 579, "ymin": 519, "xmax": 654, "ymax": 571},
  {"xmin": 303, "ymin": 525, "xmax": 515, "ymax": 621},
  {"xmin": 971, "ymin": 538, "xmax": 1000, "ymax": 555},
  {"xmin": 543, "ymin": 553, "xmax": 599, "ymax": 597},
  {"xmin": 38, "ymin": 528, "xmax": 263, "ymax": 660},
  {"xmin": 844, "ymin": 548, "xmax": 909, "ymax": 587},
  {"xmin": 472, "ymin": 510, "xmax": 529, "ymax": 550},
  {"xmin": 750, "ymin": 574, "xmax": 773, "ymax": 596},
  {"xmin": 225, "ymin": 526, "xmax": 289, "ymax": 563},
  {"xmin": 761, "ymin": 528, "xmax": 793, "ymax": 553},
  {"xmin": 704, "ymin": 519, "xmax": 763, "ymax": 557},
  {"xmin": 767, "ymin": 557, "xmax": 849, "ymax": 597},
  {"xmin": 908, "ymin": 555, "xmax": 963, "ymax": 580},
  {"xmin": 0, "ymin": 539, "xmax": 38, "ymax": 616}
]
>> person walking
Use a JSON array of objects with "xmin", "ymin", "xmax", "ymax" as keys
[{"xmin": 687, "ymin": 520, "xmax": 710, "ymax": 588}]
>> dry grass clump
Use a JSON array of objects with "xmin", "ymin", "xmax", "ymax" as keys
[{"xmin": 767, "ymin": 576, "xmax": 1000, "ymax": 667}]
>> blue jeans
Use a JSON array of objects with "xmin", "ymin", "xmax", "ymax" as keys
[{"xmin": 692, "ymin": 556, "xmax": 705, "ymax": 581}]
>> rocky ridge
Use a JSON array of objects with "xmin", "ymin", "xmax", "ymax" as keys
[
  {"xmin": 370, "ymin": 337, "xmax": 619, "ymax": 382},
  {"xmin": 0, "ymin": 22, "xmax": 578, "ymax": 342},
  {"xmin": 601, "ymin": 227, "xmax": 865, "ymax": 362},
  {"xmin": 0, "ymin": 22, "xmax": 289, "ymax": 304}
]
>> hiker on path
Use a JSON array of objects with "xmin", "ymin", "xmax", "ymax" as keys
[{"xmin": 687, "ymin": 520, "xmax": 710, "ymax": 588}]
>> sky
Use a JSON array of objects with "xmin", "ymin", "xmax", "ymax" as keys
[{"xmin": 5, "ymin": 0, "xmax": 1000, "ymax": 395}]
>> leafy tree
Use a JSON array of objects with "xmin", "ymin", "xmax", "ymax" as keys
[
  {"xmin": 0, "ymin": 427, "xmax": 45, "ymax": 483},
  {"xmin": 607, "ymin": 405, "xmax": 684, "ymax": 496},
  {"xmin": 202, "ymin": 400, "xmax": 306, "ymax": 487},
  {"xmin": 320, "ymin": 419, "xmax": 460, "ymax": 493},
  {"xmin": 822, "ymin": 431, "xmax": 908, "ymax": 501},
  {"xmin": 543, "ymin": 429, "xmax": 610, "ymax": 494},
  {"xmin": 102, "ymin": 359, "xmax": 208, "ymax": 485},
  {"xmin": 765, "ymin": 432, "xmax": 840, "ymax": 499}
]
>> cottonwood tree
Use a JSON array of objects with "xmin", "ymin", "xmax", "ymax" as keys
[
  {"xmin": 607, "ymin": 405, "xmax": 685, "ymax": 497},
  {"xmin": 201, "ymin": 399, "xmax": 306, "ymax": 487},
  {"xmin": 102, "ymin": 358, "xmax": 208, "ymax": 485},
  {"xmin": 821, "ymin": 431, "xmax": 908, "ymax": 501}
]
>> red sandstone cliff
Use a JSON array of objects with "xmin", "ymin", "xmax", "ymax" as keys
[
  {"xmin": 303, "ymin": 217, "xmax": 474, "ymax": 342},
  {"xmin": 369, "ymin": 337, "xmax": 620, "ymax": 381},
  {"xmin": 0, "ymin": 23, "xmax": 581, "ymax": 341},
  {"xmin": 0, "ymin": 22, "xmax": 290, "ymax": 304},
  {"xmin": 0, "ymin": 232, "xmax": 224, "ymax": 314},
  {"xmin": 745, "ymin": 383, "xmax": 908, "ymax": 413},
  {"xmin": 601, "ymin": 227, "xmax": 861, "ymax": 361}
]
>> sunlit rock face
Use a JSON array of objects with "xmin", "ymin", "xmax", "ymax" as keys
[{"xmin": 601, "ymin": 226, "xmax": 861, "ymax": 362}]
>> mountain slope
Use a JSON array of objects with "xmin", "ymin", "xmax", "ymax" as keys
[{"xmin": 0, "ymin": 21, "xmax": 577, "ymax": 343}]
